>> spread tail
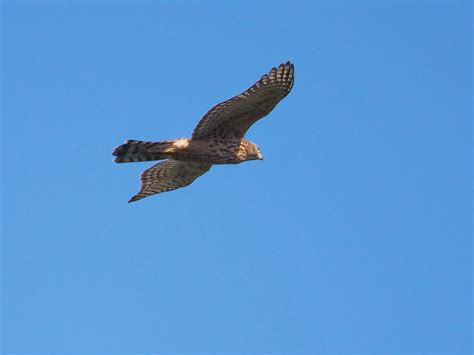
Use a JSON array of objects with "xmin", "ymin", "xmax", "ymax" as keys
[{"xmin": 113, "ymin": 139, "xmax": 185, "ymax": 163}]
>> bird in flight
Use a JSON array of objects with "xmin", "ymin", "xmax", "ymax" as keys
[{"xmin": 113, "ymin": 61, "xmax": 295, "ymax": 202}]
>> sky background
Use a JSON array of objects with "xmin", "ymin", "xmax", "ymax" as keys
[{"xmin": 1, "ymin": 1, "xmax": 471, "ymax": 354}]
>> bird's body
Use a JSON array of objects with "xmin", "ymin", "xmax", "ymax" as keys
[
  {"xmin": 114, "ymin": 137, "xmax": 261, "ymax": 165},
  {"xmin": 113, "ymin": 61, "xmax": 294, "ymax": 202}
]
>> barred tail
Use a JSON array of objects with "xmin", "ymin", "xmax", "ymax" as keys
[{"xmin": 113, "ymin": 139, "xmax": 180, "ymax": 163}]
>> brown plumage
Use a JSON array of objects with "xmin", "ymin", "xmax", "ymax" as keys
[{"xmin": 113, "ymin": 61, "xmax": 294, "ymax": 202}]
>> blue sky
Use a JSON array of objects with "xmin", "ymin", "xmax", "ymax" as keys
[{"xmin": 2, "ymin": 1, "xmax": 471, "ymax": 353}]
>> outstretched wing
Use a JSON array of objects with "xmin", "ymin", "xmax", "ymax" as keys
[
  {"xmin": 192, "ymin": 61, "xmax": 294, "ymax": 139},
  {"xmin": 128, "ymin": 160, "xmax": 212, "ymax": 203}
]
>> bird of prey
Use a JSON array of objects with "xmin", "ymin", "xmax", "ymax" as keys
[{"xmin": 113, "ymin": 61, "xmax": 295, "ymax": 202}]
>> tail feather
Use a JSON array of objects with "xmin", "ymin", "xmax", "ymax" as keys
[{"xmin": 113, "ymin": 140, "xmax": 178, "ymax": 163}]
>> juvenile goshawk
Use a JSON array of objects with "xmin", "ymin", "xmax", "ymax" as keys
[{"xmin": 113, "ymin": 61, "xmax": 295, "ymax": 202}]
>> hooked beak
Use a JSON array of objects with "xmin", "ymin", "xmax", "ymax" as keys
[{"xmin": 257, "ymin": 152, "xmax": 264, "ymax": 160}]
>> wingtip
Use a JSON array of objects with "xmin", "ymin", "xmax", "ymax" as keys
[
  {"xmin": 128, "ymin": 195, "xmax": 142, "ymax": 203},
  {"xmin": 279, "ymin": 61, "xmax": 294, "ymax": 74}
]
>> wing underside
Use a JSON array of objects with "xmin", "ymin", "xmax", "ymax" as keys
[
  {"xmin": 192, "ymin": 61, "xmax": 294, "ymax": 139},
  {"xmin": 128, "ymin": 159, "xmax": 212, "ymax": 202}
]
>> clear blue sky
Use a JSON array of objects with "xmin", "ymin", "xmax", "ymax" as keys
[{"xmin": 2, "ymin": 1, "xmax": 471, "ymax": 353}]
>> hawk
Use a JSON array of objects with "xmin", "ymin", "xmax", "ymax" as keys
[{"xmin": 113, "ymin": 61, "xmax": 295, "ymax": 202}]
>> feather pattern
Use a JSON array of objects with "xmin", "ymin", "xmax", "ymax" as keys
[
  {"xmin": 192, "ymin": 62, "xmax": 294, "ymax": 139},
  {"xmin": 128, "ymin": 160, "xmax": 212, "ymax": 203}
]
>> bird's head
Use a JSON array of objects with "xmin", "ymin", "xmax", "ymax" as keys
[{"xmin": 245, "ymin": 141, "xmax": 264, "ymax": 161}]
